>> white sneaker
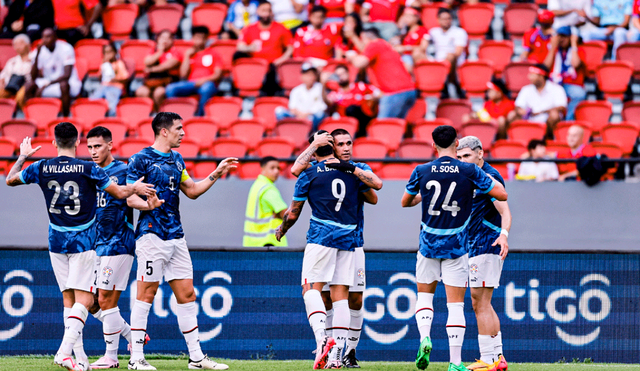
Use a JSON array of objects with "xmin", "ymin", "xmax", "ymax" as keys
[
  {"xmin": 54, "ymin": 353, "xmax": 77, "ymax": 370},
  {"xmin": 128, "ymin": 359, "xmax": 157, "ymax": 370},
  {"xmin": 74, "ymin": 358, "xmax": 90, "ymax": 371},
  {"xmin": 188, "ymin": 355, "xmax": 229, "ymax": 370}
]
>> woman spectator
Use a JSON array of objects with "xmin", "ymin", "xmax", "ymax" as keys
[
  {"xmin": 336, "ymin": 12, "xmax": 365, "ymax": 58},
  {"xmin": 0, "ymin": 34, "xmax": 32, "ymax": 104},
  {"xmin": 393, "ymin": 7, "xmax": 428, "ymax": 73},
  {"xmin": 463, "ymin": 79, "xmax": 515, "ymax": 140},
  {"xmin": 90, "ymin": 42, "xmax": 130, "ymax": 116}
]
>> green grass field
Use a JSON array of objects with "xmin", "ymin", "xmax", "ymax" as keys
[{"xmin": 0, "ymin": 356, "xmax": 637, "ymax": 371}]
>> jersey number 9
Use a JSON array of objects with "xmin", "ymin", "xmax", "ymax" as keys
[{"xmin": 332, "ymin": 178, "xmax": 346, "ymax": 212}]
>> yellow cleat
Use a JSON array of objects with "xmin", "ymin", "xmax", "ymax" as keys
[{"xmin": 466, "ymin": 359, "xmax": 497, "ymax": 371}]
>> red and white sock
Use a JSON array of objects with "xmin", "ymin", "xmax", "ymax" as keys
[
  {"xmin": 130, "ymin": 300, "xmax": 151, "ymax": 361},
  {"xmin": 446, "ymin": 302, "xmax": 466, "ymax": 365},
  {"xmin": 415, "ymin": 293, "xmax": 434, "ymax": 342},
  {"xmin": 176, "ymin": 302, "xmax": 205, "ymax": 362}
]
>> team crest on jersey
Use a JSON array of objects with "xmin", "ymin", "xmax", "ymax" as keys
[
  {"xmin": 357, "ymin": 268, "xmax": 365, "ymax": 279},
  {"xmin": 470, "ymin": 264, "xmax": 478, "ymax": 274},
  {"xmin": 176, "ymin": 161, "xmax": 183, "ymax": 171},
  {"xmin": 110, "ymin": 176, "xmax": 119, "ymax": 184},
  {"xmin": 102, "ymin": 266, "xmax": 114, "ymax": 277}
]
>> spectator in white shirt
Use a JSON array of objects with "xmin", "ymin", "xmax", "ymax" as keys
[
  {"xmin": 23, "ymin": 28, "xmax": 82, "ymax": 116},
  {"xmin": 269, "ymin": 0, "xmax": 309, "ymax": 30},
  {"xmin": 275, "ymin": 63, "xmax": 327, "ymax": 129},
  {"xmin": 427, "ymin": 8, "xmax": 468, "ymax": 98},
  {"xmin": 517, "ymin": 139, "xmax": 560, "ymax": 182},
  {"xmin": 0, "ymin": 34, "xmax": 32, "ymax": 103},
  {"xmin": 548, "ymin": 0, "xmax": 593, "ymax": 32},
  {"xmin": 509, "ymin": 63, "xmax": 567, "ymax": 137}
]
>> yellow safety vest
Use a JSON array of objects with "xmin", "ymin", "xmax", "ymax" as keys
[{"xmin": 243, "ymin": 175, "xmax": 288, "ymax": 247}]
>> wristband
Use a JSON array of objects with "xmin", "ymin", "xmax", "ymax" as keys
[{"xmin": 500, "ymin": 229, "xmax": 509, "ymax": 238}]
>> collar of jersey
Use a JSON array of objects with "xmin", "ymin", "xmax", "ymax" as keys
[
  {"xmin": 151, "ymin": 147, "xmax": 171, "ymax": 157},
  {"xmin": 102, "ymin": 161, "xmax": 116, "ymax": 171}
]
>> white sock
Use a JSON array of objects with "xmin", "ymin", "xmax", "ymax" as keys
[
  {"xmin": 329, "ymin": 300, "xmax": 349, "ymax": 361},
  {"xmin": 130, "ymin": 300, "xmax": 151, "ymax": 361},
  {"xmin": 59, "ymin": 303, "xmax": 88, "ymax": 356},
  {"xmin": 176, "ymin": 302, "xmax": 205, "ymax": 362},
  {"xmin": 494, "ymin": 331, "xmax": 503, "ymax": 357},
  {"xmin": 63, "ymin": 307, "xmax": 88, "ymax": 361},
  {"xmin": 121, "ymin": 320, "xmax": 132, "ymax": 343},
  {"xmin": 345, "ymin": 308, "xmax": 363, "ymax": 354},
  {"xmin": 478, "ymin": 334, "xmax": 495, "ymax": 364},
  {"xmin": 102, "ymin": 307, "xmax": 125, "ymax": 360},
  {"xmin": 303, "ymin": 289, "xmax": 327, "ymax": 348},
  {"xmin": 325, "ymin": 309, "xmax": 334, "ymax": 338},
  {"xmin": 415, "ymin": 293, "xmax": 434, "ymax": 341},
  {"xmin": 446, "ymin": 302, "xmax": 466, "ymax": 365},
  {"xmin": 93, "ymin": 309, "xmax": 104, "ymax": 322}
]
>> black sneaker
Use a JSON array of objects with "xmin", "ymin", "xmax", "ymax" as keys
[{"xmin": 342, "ymin": 349, "xmax": 360, "ymax": 368}]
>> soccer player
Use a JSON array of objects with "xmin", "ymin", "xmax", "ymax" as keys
[
  {"xmin": 456, "ymin": 136, "xmax": 511, "ymax": 371},
  {"xmin": 276, "ymin": 132, "xmax": 367, "ymax": 369},
  {"xmin": 291, "ymin": 129, "xmax": 383, "ymax": 368},
  {"xmin": 125, "ymin": 112, "xmax": 237, "ymax": 370},
  {"xmin": 5, "ymin": 122, "xmax": 154, "ymax": 371},
  {"xmin": 401, "ymin": 125, "xmax": 507, "ymax": 371}
]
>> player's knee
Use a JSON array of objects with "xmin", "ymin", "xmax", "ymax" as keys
[
  {"xmin": 321, "ymin": 291, "xmax": 332, "ymax": 309},
  {"xmin": 177, "ymin": 288, "xmax": 196, "ymax": 304},
  {"xmin": 348, "ymin": 293, "xmax": 363, "ymax": 310}
]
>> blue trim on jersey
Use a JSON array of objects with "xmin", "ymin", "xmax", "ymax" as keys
[
  {"xmin": 103, "ymin": 161, "xmax": 116, "ymax": 171},
  {"xmin": 482, "ymin": 219, "xmax": 502, "ymax": 234},
  {"xmin": 421, "ymin": 216, "xmax": 471, "ymax": 236},
  {"xmin": 490, "ymin": 197, "xmax": 497, "ymax": 202},
  {"xmin": 478, "ymin": 179, "xmax": 496, "ymax": 194},
  {"xmin": 293, "ymin": 196, "xmax": 307, "ymax": 201},
  {"xmin": 50, "ymin": 217, "xmax": 96, "ymax": 232},
  {"xmin": 18, "ymin": 171, "xmax": 25, "ymax": 184},
  {"xmin": 311, "ymin": 215, "xmax": 357, "ymax": 230},
  {"xmin": 99, "ymin": 179, "xmax": 112, "ymax": 190},
  {"xmin": 127, "ymin": 222, "xmax": 134, "ymax": 230},
  {"xmin": 405, "ymin": 188, "xmax": 418, "ymax": 195},
  {"xmin": 151, "ymin": 148, "xmax": 171, "ymax": 157},
  {"xmin": 126, "ymin": 179, "xmax": 135, "ymax": 184}
]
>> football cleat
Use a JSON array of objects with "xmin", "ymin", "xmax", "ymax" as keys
[
  {"xmin": 415, "ymin": 336, "xmax": 432, "ymax": 370},
  {"xmin": 313, "ymin": 336, "xmax": 336, "ymax": 370},
  {"xmin": 188, "ymin": 355, "xmax": 229, "ymax": 370},
  {"xmin": 128, "ymin": 359, "xmax": 156, "ymax": 370},
  {"xmin": 128, "ymin": 333, "xmax": 151, "ymax": 352},
  {"xmin": 91, "ymin": 355, "xmax": 120, "ymax": 369},
  {"xmin": 466, "ymin": 359, "xmax": 496, "ymax": 371},
  {"xmin": 54, "ymin": 353, "xmax": 77, "ymax": 371},
  {"xmin": 324, "ymin": 360, "xmax": 343, "ymax": 369},
  {"xmin": 74, "ymin": 358, "xmax": 90, "ymax": 371},
  {"xmin": 448, "ymin": 362, "xmax": 471, "ymax": 371},
  {"xmin": 342, "ymin": 349, "xmax": 360, "ymax": 368},
  {"xmin": 495, "ymin": 354, "xmax": 508, "ymax": 371}
]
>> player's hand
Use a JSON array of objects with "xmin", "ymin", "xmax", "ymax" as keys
[
  {"xmin": 146, "ymin": 192, "xmax": 165, "ymax": 210},
  {"xmin": 19, "ymin": 137, "xmax": 41, "ymax": 158},
  {"xmin": 275, "ymin": 225, "xmax": 285, "ymax": 241},
  {"xmin": 312, "ymin": 132, "xmax": 333, "ymax": 148},
  {"xmin": 212, "ymin": 157, "xmax": 239, "ymax": 179},
  {"xmin": 325, "ymin": 159, "xmax": 356, "ymax": 173},
  {"xmin": 132, "ymin": 176, "xmax": 156, "ymax": 197},
  {"xmin": 493, "ymin": 234, "xmax": 509, "ymax": 260}
]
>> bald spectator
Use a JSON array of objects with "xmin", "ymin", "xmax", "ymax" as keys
[
  {"xmin": 520, "ymin": 10, "xmax": 555, "ymax": 64},
  {"xmin": 517, "ymin": 139, "xmax": 560, "ymax": 182},
  {"xmin": 556, "ymin": 125, "xmax": 595, "ymax": 181},
  {"xmin": 52, "ymin": 0, "xmax": 104, "ymax": 45},
  {"xmin": 0, "ymin": 0, "xmax": 54, "ymax": 41},
  {"xmin": 582, "ymin": 0, "xmax": 631, "ymax": 59},
  {"xmin": 0, "ymin": 34, "xmax": 32, "ymax": 103}
]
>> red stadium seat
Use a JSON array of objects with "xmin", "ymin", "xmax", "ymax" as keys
[
  {"xmin": 379, "ymin": 163, "xmax": 416, "ymax": 179},
  {"xmin": 601, "ymin": 122, "xmax": 640, "ymax": 155},
  {"xmin": 397, "ymin": 139, "xmax": 433, "ymax": 159},
  {"xmin": 147, "ymin": 4, "xmax": 184, "ymax": 35},
  {"xmin": 458, "ymin": 3, "xmax": 495, "ymax": 39},
  {"xmin": 503, "ymin": 3, "xmax": 538, "ymax": 40},
  {"xmin": 102, "ymin": 4, "xmax": 139, "ymax": 41},
  {"xmin": 93, "ymin": 118, "xmax": 129, "ymax": 144},
  {"xmin": 204, "ymin": 96, "xmax": 243, "ymax": 132},
  {"xmin": 75, "ymin": 39, "xmax": 110, "ymax": 77},
  {"xmin": 367, "ymin": 118, "xmax": 406, "ymax": 151},
  {"xmin": 232, "ymin": 58, "xmax": 269, "ymax": 97},
  {"xmin": 238, "ymin": 162, "xmax": 263, "ymax": 179},
  {"xmin": 160, "ymin": 97, "xmax": 198, "ymax": 120},
  {"xmin": 193, "ymin": 161, "xmax": 218, "ymax": 179},
  {"xmin": 414, "ymin": 118, "xmax": 453, "ymax": 145},
  {"xmin": 458, "ymin": 60, "xmax": 494, "ymax": 97},
  {"xmin": 183, "ymin": 117, "xmax": 219, "ymax": 151},
  {"xmin": 507, "ymin": 120, "xmax": 546, "ymax": 145},
  {"xmin": 421, "ymin": 3, "xmax": 448, "ymax": 30},
  {"xmin": 0, "ymin": 98, "xmax": 16, "ymax": 122},
  {"xmin": 211, "ymin": 40, "xmax": 238, "ymax": 73},
  {"xmin": 0, "ymin": 137, "xmax": 16, "ymax": 172},
  {"xmin": 118, "ymin": 138, "xmax": 153, "ymax": 158},
  {"xmin": 23, "ymin": 98, "xmax": 62, "ymax": 134},
  {"xmin": 553, "ymin": 121, "xmax": 592, "ymax": 145},
  {"xmin": 352, "ymin": 138, "xmax": 388, "ymax": 159},
  {"xmin": 274, "ymin": 118, "xmax": 312, "ymax": 149},
  {"xmin": 192, "ymin": 3, "xmax": 228, "ymax": 35},
  {"xmin": 581, "ymin": 41, "xmax": 607, "ymax": 78},
  {"xmin": 71, "ymin": 98, "xmax": 109, "ymax": 130},
  {"xmin": 277, "ymin": 59, "xmax": 305, "ymax": 95},
  {"xmin": 253, "ymin": 97, "xmax": 288, "ymax": 132},
  {"xmin": 47, "ymin": 118, "xmax": 85, "ymax": 139},
  {"xmin": 318, "ymin": 117, "xmax": 358, "ymax": 138},
  {"xmin": 622, "ymin": 101, "xmax": 640, "ymax": 124},
  {"xmin": 461, "ymin": 120, "xmax": 498, "ymax": 151},
  {"xmin": 173, "ymin": 138, "xmax": 200, "ymax": 159},
  {"xmin": 575, "ymin": 100, "xmax": 612, "ymax": 135},
  {"xmin": 414, "ymin": 60, "xmax": 449, "ymax": 97},
  {"xmin": 229, "ymin": 118, "xmax": 266, "ymax": 149},
  {"xmin": 1, "ymin": 119, "xmax": 37, "ymax": 143},
  {"xmin": 0, "ymin": 39, "xmax": 16, "ymax": 70},
  {"xmin": 172, "ymin": 40, "xmax": 195, "ymax": 57},
  {"xmin": 256, "ymin": 137, "xmax": 295, "ymax": 158},
  {"xmin": 120, "ymin": 40, "xmax": 155, "ymax": 77},
  {"xmin": 491, "ymin": 139, "xmax": 526, "ymax": 158},
  {"xmin": 117, "ymin": 98, "xmax": 153, "ymax": 128},
  {"xmin": 591, "ymin": 142, "xmax": 623, "ymax": 158},
  {"xmin": 596, "ymin": 61, "xmax": 633, "ymax": 99},
  {"xmin": 75, "ymin": 57, "xmax": 89, "ymax": 82},
  {"xmin": 616, "ymin": 42, "xmax": 640, "ymax": 78},
  {"xmin": 31, "ymin": 138, "xmax": 58, "ymax": 158},
  {"xmin": 435, "ymin": 99, "xmax": 472, "ymax": 131},
  {"xmin": 405, "ymin": 99, "xmax": 427, "ymax": 126},
  {"xmin": 544, "ymin": 140, "xmax": 570, "ymax": 156},
  {"xmin": 210, "ymin": 137, "xmax": 248, "ymax": 157},
  {"xmin": 136, "ymin": 119, "xmax": 155, "ymax": 142},
  {"xmin": 503, "ymin": 62, "xmax": 533, "ymax": 95},
  {"xmin": 478, "ymin": 40, "xmax": 514, "ymax": 78}
]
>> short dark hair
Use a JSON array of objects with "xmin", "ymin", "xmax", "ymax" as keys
[
  {"xmin": 260, "ymin": 156, "xmax": 278, "ymax": 167},
  {"xmin": 54, "ymin": 122, "xmax": 79, "ymax": 149},
  {"xmin": 311, "ymin": 5, "xmax": 327, "ymax": 15},
  {"xmin": 257, "ymin": 0, "xmax": 270, "ymax": 7},
  {"xmin": 152, "ymin": 112, "xmax": 183, "ymax": 136},
  {"xmin": 362, "ymin": 27, "xmax": 381, "ymax": 39},
  {"xmin": 330, "ymin": 128, "xmax": 350, "ymax": 138},
  {"xmin": 86, "ymin": 126, "xmax": 113, "ymax": 142},
  {"xmin": 191, "ymin": 25, "xmax": 210, "ymax": 37},
  {"xmin": 432, "ymin": 125, "xmax": 457, "ymax": 149},
  {"xmin": 437, "ymin": 8, "xmax": 451, "ymax": 17},
  {"xmin": 309, "ymin": 130, "xmax": 334, "ymax": 157},
  {"xmin": 527, "ymin": 139, "xmax": 546, "ymax": 151}
]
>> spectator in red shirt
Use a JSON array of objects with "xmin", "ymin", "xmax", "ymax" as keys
[
  {"xmin": 52, "ymin": 0, "xmax": 104, "ymax": 46},
  {"xmin": 556, "ymin": 124, "xmax": 595, "ymax": 181},
  {"xmin": 164, "ymin": 26, "xmax": 223, "ymax": 116},
  {"xmin": 317, "ymin": 0, "xmax": 356, "ymax": 23},
  {"xmin": 360, "ymin": 0, "xmax": 403, "ymax": 41},
  {"xmin": 347, "ymin": 28, "xmax": 416, "ymax": 119},
  {"xmin": 323, "ymin": 64, "xmax": 381, "ymax": 136},
  {"xmin": 520, "ymin": 10, "xmax": 555, "ymax": 64},
  {"xmin": 135, "ymin": 29, "xmax": 182, "ymax": 110},
  {"xmin": 394, "ymin": 7, "xmax": 428, "ymax": 73},
  {"xmin": 544, "ymin": 26, "xmax": 586, "ymax": 121},
  {"xmin": 463, "ymin": 79, "xmax": 515, "ymax": 140},
  {"xmin": 0, "ymin": 0, "xmax": 54, "ymax": 42},
  {"xmin": 630, "ymin": 0, "xmax": 640, "ymax": 41},
  {"xmin": 336, "ymin": 12, "xmax": 366, "ymax": 59},
  {"xmin": 293, "ymin": 6, "xmax": 341, "ymax": 64}
]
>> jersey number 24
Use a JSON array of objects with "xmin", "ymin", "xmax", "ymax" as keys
[{"xmin": 426, "ymin": 180, "xmax": 460, "ymax": 217}]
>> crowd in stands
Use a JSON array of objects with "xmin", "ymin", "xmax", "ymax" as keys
[{"xmin": 0, "ymin": 0, "xmax": 639, "ymax": 182}]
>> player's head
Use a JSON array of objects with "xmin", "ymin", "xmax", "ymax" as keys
[
  {"xmin": 527, "ymin": 139, "xmax": 547, "ymax": 159},
  {"xmin": 456, "ymin": 136, "xmax": 484, "ymax": 166},
  {"xmin": 566, "ymin": 124, "xmax": 584, "ymax": 150},
  {"xmin": 432, "ymin": 125, "xmax": 458, "ymax": 154},
  {"xmin": 309, "ymin": 130, "xmax": 334, "ymax": 158},
  {"xmin": 330, "ymin": 128, "xmax": 352, "ymax": 161},
  {"xmin": 86, "ymin": 126, "xmax": 114, "ymax": 165},
  {"xmin": 260, "ymin": 156, "xmax": 280, "ymax": 182},
  {"xmin": 152, "ymin": 112, "xmax": 184, "ymax": 148},
  {"xmin": 53, "ymin": 122, "xmax": 79, "ymax": 151}
]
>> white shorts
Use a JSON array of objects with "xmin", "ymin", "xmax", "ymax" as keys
[
  {"xmin": 135, "ymin": 234, "xmax": 193, "ymax": 282},
  {"xmin": 469, "ymin": 254, "xmax": 504, "ymax": 288},
  {"xmin": 50, "ymin": 250, "xmax": 97, "ymax": 293},
  {"xmin": 416, "ymin": 252, "xmax": 469, "ymax": 288},
  {"xmin": 301, "ymin": 244, "xmax": 355, "ymax": 287},
  {"xmin": 96, "ymin": 254, "xmax": 134, "ymax": 291},
  {"xmin": 322, "ymin": 247, "xmax": 365, "ymax": 292}
]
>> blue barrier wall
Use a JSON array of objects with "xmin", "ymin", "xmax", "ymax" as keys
[{"xmin": 0, "ymin": 250, "xmax": 638, "ymax": 363}]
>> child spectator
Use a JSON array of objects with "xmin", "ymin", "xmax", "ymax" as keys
[{"xmin": 90, "ymin": 42, "xmax": 129, "ymax": 116}]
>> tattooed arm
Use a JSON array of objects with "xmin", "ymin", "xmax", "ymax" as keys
[
  {"xmin": 275, "ymin": 200, "xmax": 305, "ymax": 241},
  {"xmin": 290, "ymin": 133, "xmax": 333, "ymax": 177},
  {"xmin": 5, "ymin": 137, "xmax": 41, "ymax": 187},
  {"xmin": 354, "ymin": 167, "xmax": 383, "ymax": 190}
]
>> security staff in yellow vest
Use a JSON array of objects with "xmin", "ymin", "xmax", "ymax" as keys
[{"xmin": 243, "ymin": 156, "xmax": 289, "ymax": 246}]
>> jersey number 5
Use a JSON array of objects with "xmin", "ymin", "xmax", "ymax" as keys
[
  {"xmin": 48, "ymin": 180, "xmax": 81, "ymax": 215},
  {"xmin": 425, "ymin": 180, "xmax": 460, "ymax": 217}
]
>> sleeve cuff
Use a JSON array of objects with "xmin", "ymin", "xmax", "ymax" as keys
[
  {"xmin": 405, "ymin": 188, "xmax": 418, "ymax": 196},
  {"xmin": 490, "ymin": 197, "xmax": 497, "ymax": 202},
  {"xmin": 99, "ymin": 179, "xmax": 112, "ymax": 191},
  {"xmin": 293, "ymin": 196, "xmax": 307, "ymax": 201},
  {"xmin": 126, "ymin": 179, "xmax": 136, "ymax": 184},
  {"xmin": 479, "ymin": 179, "xmax": 496, "ymax": 194},
  {"xmin": 18, "ymin": 171, "xmax": 25, "ymax": 184},
  {"xmin": 360, "ymin": 187, "xmax": 371, "ymax": 193}
]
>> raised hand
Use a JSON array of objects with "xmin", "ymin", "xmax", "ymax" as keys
[
  {"xmin": 211, "ymin": 157, "xmax": 239, "ymax": 180},
  {"xmin": 19, "ymin": 137, "xmax": 41, "ymax": 158}
]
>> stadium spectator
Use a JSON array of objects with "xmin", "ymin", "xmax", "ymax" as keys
[
  {"xmin": 236, "ymin": 1, "xmax": 293, "ymax": 96},
  {"xmin": 317, "ymin": 0, "xmax": 355, "ymax": 23},
  {"xmin": 462, "ymin": 80, "xmax": 515, "ymax": 140},
  {"xmin": 275, "ymin": 63, "xmax": 327, "ymax": 129},
  {"xmin": 509, "ymin": 64, "xmax": 567, "ymax": 137},
  {"xmin": 347, "ymin": 28, "xmax": 416, "ymax": 119},
  {"xmin": 225, "ymin": 0, "xmax": 259, "ymax": 39},
  {"xmin": 517, "ymin": 139, "xmax": 559, "ymax": 181},
  {"xmin": 270, "ymin": 0, "xmax": 310, "ymax": 29},
  {"xmin": 520, "ymin": 10, "xmax": 555, "ymax": 64},
  {"xmin": 52, "ymin": 0, "xmax": 104, "ymax": 46},
  {"xmin": 89, "ymin": 42, "xmax": 130, "ymax": 116},
  {"xmin": 165, "ymin": 26, "xmax": 223, "ymax": 116},
  {"xmin": 556, "ymin": 125, "xmax": 596, "ymax": 182},
  {"xmin": 323, "ymin": 64, "xmax": 380, "ymax": 137},
  {"xmin": 394, "ymin": 7, "xmax": 428, "ymax": 73},
  {"xmin": 0, "ymin": 0, "xmax": 54, "ymax": 41},
  {"xmin": 548, "ymin": 0, "xmax": 593, "ymax": 32},
  {"xmin": 293, "ymin": 6, "xmax": 341, "ymax": 65},
  {"xmin": 0, "ymin": 34, "xmax": 32, "ymax": 104},
  {"xmin": 427, "ymin": 8, "xmax": 468, "ymax": 98},
  {"xmin": 335, "ymin": 12, "xmax": 365, "ymax": 58},
  {"xmin": 24, "ymin": 28, "xmax": 82, "ymax": 116},
  {"xmin": 582, "ymin": 0, "xmax": 632, "ymax": 59},
  {"xmin": 628, "ymin": 0, "xmax": 640, "ymax": 41},
  {"xmin": 544, "ymin": 27, "xmax": 586, "ymax": 121},
  {"xmin": 360, "ymin": 0, "xmax": 402, "ymax": 40},
  {"xmin": 135, "ymin": 29, "xmax": 182, "ymax": 111}
]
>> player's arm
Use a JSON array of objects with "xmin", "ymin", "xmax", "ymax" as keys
[
  {"xmin": 180, "ymin": 157, "xmax": 238, "ymax": 199},
  {"xmin": 104, "ymin": 176, "xmax": 155, "ymax": 199},
  {"xmin": 5, "ymin": 137, "xmax": 41, "ymax": 186},
  {"xmin": 290, "ymin": 132, "xmax": 333, "ymax": 177},
  {"xmin": 492, "ymin": 200, "xmax": 512, "ymax": 260},
  {"xmin": 362, "ymin": 189, "xmax": 377, "ymax": 205},
  {"xmin": 275, "ymin": 200, "xmax": 305, "ymax": 241},
  {"xmin": 354, "ymin": 167, "xmax": 383, "ymax": 190},
  {"xmin": 401, "ymin": 192, "xmax": 422, "ymax": 207},
  {"xmin": 486, "ymin": 180, "xmax": 507, "ymax": 201},
  {"xmin": 401, "ymin": 167, "xmax": 421, "ymax": 207},
  {"xmin": 127, "ymin": 192, "xmax": 165, "ymax": 211}
]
